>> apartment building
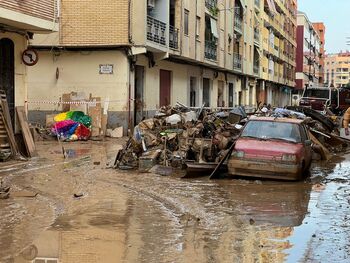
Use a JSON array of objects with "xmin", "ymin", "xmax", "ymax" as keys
[
  {"xmin": 259, "ymin": 0, "xmax": 297, "ymax": 106},
  {"xmin": 27, "ymin": 0, "xmax": 297, "ymax": 130},
  {"xmin": 0, "ymin": 0, "xmax": 58, "ymax": 123},
  {"xmin": 295, "ymin": 12, "xmax": 321, "ymax": 94},
  {"xmin": 324, "ymin": 52, "xmax": 350, "ymax": 88},
  {"xmin": 313, "ymin": 22, "xmax": 326, "ymax": 85}
]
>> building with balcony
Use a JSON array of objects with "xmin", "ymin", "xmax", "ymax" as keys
[
  {"xmin": 295, "ymin": 12, "xmax": 321, "ymax": 94},
  {"xmin": 27, "ymin": 0, "xmax": 298, "ymax": 131},
  {"xmin": 0, "ymin": 0, "xmax": 58, "ymax": 123},
  {"xmin": 260, "ymin": 0, "xmax": 297, "ymax": 107},
  {"xmin": 313, "ymin": 22, "xmax": 326, "ymax": 85},
  {"xmin": 324, "ymin": 52, "xmax": 350, "ymax": 88}
]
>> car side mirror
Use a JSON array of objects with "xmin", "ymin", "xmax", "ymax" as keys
[{"xmin": 305, "ymin": 140, "xmax": 312, "ymax": 146}]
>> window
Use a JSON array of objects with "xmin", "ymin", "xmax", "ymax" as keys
[
  {"xmin": 196, "ymin": 16, "xmax": 200, "ymax": 39},
  {"xmin": 184, "ymin": 9, "xmax": 189, "ymax": 35}
]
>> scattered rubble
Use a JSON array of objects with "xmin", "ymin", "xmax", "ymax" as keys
[{"xmin": 115, "ymin": 103, "xmax": 350, "ymax": 177}]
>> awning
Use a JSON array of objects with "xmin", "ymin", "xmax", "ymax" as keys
[
  {"xmin": 210, "ymin": 17, "xmax": 219, "ymax": 38},
  {"xmin": 266, "ymin": 0, "xmax": 277, "ymax": 15}
]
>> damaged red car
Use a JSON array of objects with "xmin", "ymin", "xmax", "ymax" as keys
[{"xmin": 228, "ymin": 117, "xmax": 313, "ymax": 181}]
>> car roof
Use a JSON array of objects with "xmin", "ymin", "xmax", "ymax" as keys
[{"xmin": 248, "ymin": 116, "xmax": 305, "ymax": 124}]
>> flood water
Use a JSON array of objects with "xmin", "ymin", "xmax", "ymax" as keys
[{"xmin": 0, "ymin": 140, "xmax": 349, "ymax": 263}]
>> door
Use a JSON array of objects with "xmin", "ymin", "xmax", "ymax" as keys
[
  {"xmin": 159, "ymin": 69, "xmax": 171, "ymax": 107},
  {"xmin": 134, "ymin": 65, "xmax": 144, "ymax": 125},
  {"xmin": 189, "ymin": 77, "xmax": 197, "ymax": 107},
  {"xmin": 228, "ymin": 83, "xmax": 234, "ymax": 107},
  {"xmin": 0, "ymin": 38, "xmax": 15, "ymax": 124},
  {"xmin": 217, "ymin": 80, "xmax": 224, "ymax": 107},
  {"xmin": 203, "ymin": 78, "xmax": 210, "ymax": 107}
]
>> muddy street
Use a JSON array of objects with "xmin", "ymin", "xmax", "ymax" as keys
[{"xmin": 0, "ymin": 140, "xmax": 349, "ymax": 263}]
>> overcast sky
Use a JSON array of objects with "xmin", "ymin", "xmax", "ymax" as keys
[{"xmin": 298, "ymin": 0, "xmax": 350, "ymax": 54}]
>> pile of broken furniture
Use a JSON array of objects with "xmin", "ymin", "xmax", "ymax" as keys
[{"xmin": 115, "ymin": 103, "xmax": 350, "ymax": 176}]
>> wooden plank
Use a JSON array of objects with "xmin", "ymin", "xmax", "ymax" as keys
[
  {"xmin": 61, "ymin": 93, "xmax": 71, "ymax": 112},
  {"xmin": 16, "ymin": 106, "xmax": 37, "ymax": 157},
  {"xmin": 88, "ymin": 97, "xmax": 102, "ymax": 137}
]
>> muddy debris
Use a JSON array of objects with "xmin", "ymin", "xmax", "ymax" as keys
[{"xmin": 114, "ymin": 103, "xmax": 350, "ymax": 177}]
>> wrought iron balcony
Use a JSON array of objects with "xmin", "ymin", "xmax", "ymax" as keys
[
  {"xmin": 147, "ymin": 16, "xmax": 166, "ymax": 46},
  {"xmin": 254, "ymin": 64, "xmax": 260, "ymax": 75},
  {"xmin": 205, "ymin": 0, "xmax": 217, "ymax": 10},
  {"xmin": 234, "ymin": 16, "xmax": 243, "ymax": 32},
  {"xmin": 169, "ymin": 25, "xmax": 179, "ymax": 50},
  {"xmin": 205, "ymin": 40, "xmax": 217, "ymax": 60},
  {"xmin": 233, "ymin": 53, "xmax": 242, "ymax": 71}
]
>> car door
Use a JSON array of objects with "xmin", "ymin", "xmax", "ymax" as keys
[{"xmin": 300, "ymin": 124, "xmax": 312, "ymax": 167}]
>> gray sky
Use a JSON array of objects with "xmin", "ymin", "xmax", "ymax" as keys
[{"xmin": 298, "ymin": 0, "xmax": 350, "ymax": 54}]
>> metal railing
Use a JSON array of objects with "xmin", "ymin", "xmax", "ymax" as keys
[
  {"xmin": 205, "ymin": 40, "xmax": 217, "ymax": 60},
  {"xmin": 205, "ymin": 0, "xmax": 217, "ymax": 10},
  {"xmin": 253, "ymin": 64, "xmax": 259, "ymax": 75},
  {"xmin": 233, "ymin": 53, "xmax": 242, "ymax": 71},
  {"xmin": 234, "ymin": 16, "xmax": 243, "ymax": 32},
  {"xmin": 169, "ymin": 25, "xmax": 179, "ymax": 49},
  {"xmin": 147, "ymin": 16, "xmax": 166, "ymax": 46}
]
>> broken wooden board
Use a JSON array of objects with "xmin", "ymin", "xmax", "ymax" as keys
[
  {"xmin": 88, "ymin": 97, "xmax": 102, "ymax": 137},
  {"xmin": 309, "ymin": 132, "xmax": 331, "ymax": 161},
  {"xmin": 16, "ymin": 106, "xmax": 37, "ymax": 157},
  {"xmin": 11, "ymin": 190, "xmax": 38, "ymax": 198}
]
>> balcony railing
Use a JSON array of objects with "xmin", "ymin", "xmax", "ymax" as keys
[
  {"xmin": 254, "ymin": 29, "xmax": 260, "ymax": 42},
  {"xmin": 147, "ymin": 16, "xmax": 166, "ymax": 46},
  {"xmin": 169, "ymin": 25, "xmax": 179, "ymax": 50},
  {"xmin": 234, "ymin": 16, "xmax": 243, "ymax": 32},
  {"xmin": 233, "ymin": 53, "xmax": 242, "ymax": 71},
  {"xmin": 205, "ymin": 40, "xmax": 217, "ymax": 60},
  {"xmin": 253, "ymin": 64, "xmax": 260, "ymax": 75},
  {"xmin": 205, "ymin": 0, "xmax": 217, "ymax": 10}
]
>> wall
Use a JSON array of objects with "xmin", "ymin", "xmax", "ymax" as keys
[
  {"xmin": 0, "ymin": 0, "xmax": 56, "ymax": 22},
  {"xmin": 27, "ymin": 50, "xmax": 130, "ymax": 127},
  {"xmin": 0, "ymin": 32, "xmax": 27, "ymax": 109},
  {"xmin": 60, "ymin": 0, "xmax": 129, "ymax": 46}
]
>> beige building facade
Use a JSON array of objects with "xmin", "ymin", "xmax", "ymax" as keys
[
  {"xmin": 27, "ymin": 0, "xmax": 297, "ymax": 130},
  {"xmin": 0, "ymin": 0, "xmax": 58, "ymax": 124},
  {"xmin": 324, "ymin": 52, "xmax": 350, "ymax": 88}
]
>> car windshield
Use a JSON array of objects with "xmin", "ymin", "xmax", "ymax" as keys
[
  {"xmin": 241, "ymin": 120, "xmax": 302, "ymax": 143},
  {"xmin": 303, "ymin": 89, "xmax": 330, "ymax": 99}
]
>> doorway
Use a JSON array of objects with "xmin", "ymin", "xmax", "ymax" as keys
[
  {"xmin": 0, "ymin": 38, "xmax": 15, "ymax": 124},
  {"xmin": 159, "ymin": 69, "xmax": 171, "ymax": 106},
  {"xmin": 228, "ymin": 82, "xmax": 234, "ymax": 107},
  {"xmin": 203, "ymin": 78, "xmax": 210, "ymax": 107},
  {"xmin": 189, "ymin": 77, "xmax": 197, "ymax": 107},
  {"xmin": 134, "ymin": 65, "xmax": 144, "ymax": 125}
]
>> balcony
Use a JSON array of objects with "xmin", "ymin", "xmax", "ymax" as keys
[
  {"xmin": 169, "ymin": 25, "xmax": 179, "ymax": 50},
  {"xmin": 234, "ymin": 16, "xmax": 243, "ymax": 33},
  {"xmin": 205, "ymin": 40, "xmax": 217, "ymax": 60},
  {"xmin": 253, "ymin": 64, "xmax": 260, "ymax": 75},
  {"xmin": 205, "ymin": 0, "xmax": 217, "ymax": 10},
  {"xmin": 147, "ymin": 16, "xmax": 166, "ymax": 46},
  {"xmin": 233, "ymin": 53, "xmax": 242, "ymax": 71}
]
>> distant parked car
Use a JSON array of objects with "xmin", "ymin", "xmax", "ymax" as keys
[{"xmin": 228, "ymin": 117, "xmax": 313, "ymax": 181}]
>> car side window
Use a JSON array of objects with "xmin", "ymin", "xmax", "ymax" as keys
[{"xmin": 299, "ymin": 125, "xmax": 308, "ymax": 141}]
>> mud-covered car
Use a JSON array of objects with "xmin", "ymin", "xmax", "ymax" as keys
[{"xmin": 228, "ymin": 117, "xmax": 312, "ymax": 181}]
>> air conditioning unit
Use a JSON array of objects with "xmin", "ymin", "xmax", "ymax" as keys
[{"xmin": 148, "ymin": 0, "xmax": 155, "ymax": 9}]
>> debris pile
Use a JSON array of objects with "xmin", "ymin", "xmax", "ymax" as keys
[
  {"xmin": 115, "ymin": 103, "xmax": 350, "ymax": 174},
  {"xmin": 115, "ymin": 104, "xmax": 245, "ymax": 171}
]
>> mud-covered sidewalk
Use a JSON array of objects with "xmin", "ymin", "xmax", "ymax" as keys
[{"xmin": 0, "ymin": 139, "xmax": 349, "ymax": 263}]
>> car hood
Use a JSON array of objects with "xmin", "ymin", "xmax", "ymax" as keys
[{"xmin": 234, "ymin": 138, "xmax": 303, "ymax": 158}]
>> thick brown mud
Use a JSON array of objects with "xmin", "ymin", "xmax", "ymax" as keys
[{"xmin": 0, "ymin": 140, "xmax": 349, "ymax": 263}]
